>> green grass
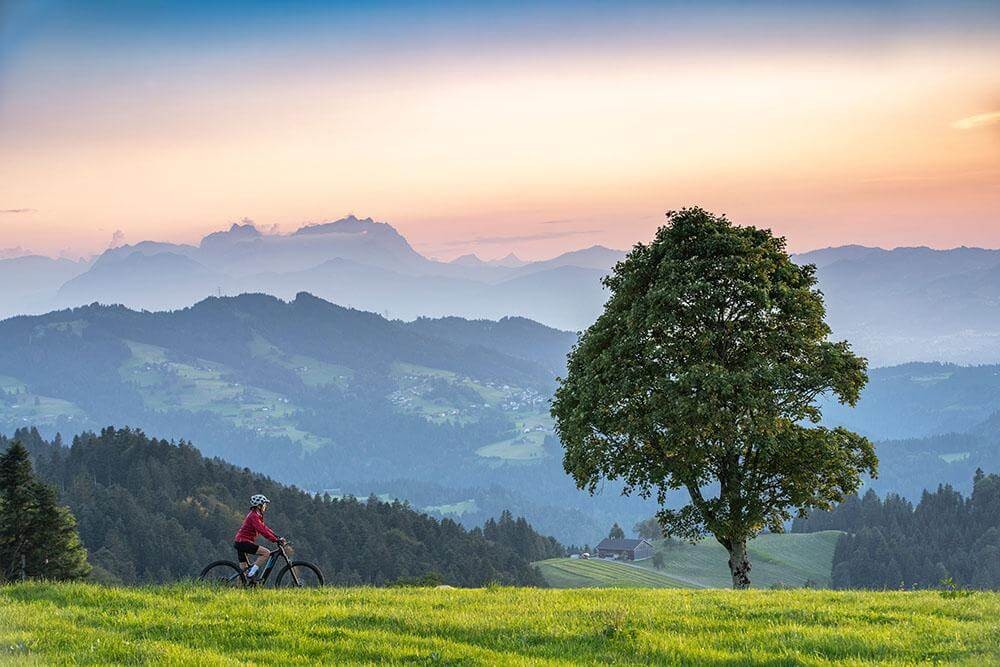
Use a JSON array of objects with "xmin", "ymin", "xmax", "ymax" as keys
[
  {"xmin": 634, "ymin": 532, "xmax": 842, "ymax": 589},
  {"xmin": 118, "ymin": 340, "xmax": 331, "ymax": 451},
  {"xmin": 535, "ymin": 558, "xmax": 689, "ymax": 589},
  {"xmin": 538, "ymin": 532, "xmax": 842, "ymax": 590},
  {"xmin": 1, "ymin": 583, "xmax": 997, "ymax": 665},
  {"xmin": 423, "ymin": 499, "xmax": 479, "ymax": 517},
  {"xmin": 0, "ymin": 373, "xmax": 86, "ymax": 428}
]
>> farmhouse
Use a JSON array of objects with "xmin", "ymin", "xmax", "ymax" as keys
[{"xmin": 595, "ymin": 538, "xmax": 654, "ymax": 561}]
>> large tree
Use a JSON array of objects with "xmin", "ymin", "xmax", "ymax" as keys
[{"xmin": 552, "ymin": 208, "xmax": 876, "ymax": 588}]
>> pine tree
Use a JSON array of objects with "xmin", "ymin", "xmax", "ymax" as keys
[
  {"xmin": 609, "ymin": 523, "xmax": 625, "ymax": 540},
  {"xmin": 0, "ymin": 442, "xmax": 34, "ymax": 580},
  {"xmin": 0, "ymin": 442, "xmax": 90, "ymax": 581}
]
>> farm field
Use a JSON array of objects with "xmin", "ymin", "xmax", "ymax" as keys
[
  {"xmin": 538, "ymin": 531, "xmax": 842, "ymax": 590},
  {"xmin": 534, "ymin": 557, "xmax": 689, "ymax": 588},
  {"xmin": 1, "ymin": 583, "xmax": 998, "ymax": 665}
]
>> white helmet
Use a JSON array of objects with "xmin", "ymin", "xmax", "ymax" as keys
[{"xmin": 250, "ymin": 494, "xmax": 270, "ymax": 507}]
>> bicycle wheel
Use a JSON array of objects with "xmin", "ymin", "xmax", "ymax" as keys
[
  {"xmin": 199, "ymin": 560, "xmax": 246, "ymax": 588},
  {"xmin": 275, "ymin": 561, "xmax": 324, "ymax": 588}
]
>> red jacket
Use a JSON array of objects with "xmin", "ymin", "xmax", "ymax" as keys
[{"xmin": 234, "ymin": 508, "xmax": 279, "ymax": 543}]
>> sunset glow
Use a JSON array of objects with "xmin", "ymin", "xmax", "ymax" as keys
[{"xmin": 1, "ymin": 1, "xmax": 998, "ymax": 259}]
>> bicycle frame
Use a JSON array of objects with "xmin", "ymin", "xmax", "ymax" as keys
[{"xmin": 237, "ymin": 544, "xmax": 299, "ymax": 586}]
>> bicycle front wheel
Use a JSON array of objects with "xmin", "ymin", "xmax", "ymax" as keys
[
  {"xmin": 275, "ymin": 561, "xmax": 324, "ymax": 588},
  {"xmin": 199, "ymin": 560, "xmax": 246, "ymax": 588}
]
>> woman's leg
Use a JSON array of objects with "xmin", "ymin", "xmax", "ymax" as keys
[{"xmin": 253, "ymin": 545, "xmax": 269, "ymax": 570}]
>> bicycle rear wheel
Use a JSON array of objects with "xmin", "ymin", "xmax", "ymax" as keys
[
  {"xmin": 275, "ymin": 561, "xmax": 324, "ymax": 588},
  {"xmin": 199, "ymin": 560, "xmax": 246, "ymax": 588}
]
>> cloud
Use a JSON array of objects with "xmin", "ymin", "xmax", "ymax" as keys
[
  {"xmin": 438, "ymin": 229, "xmax": 597, "ymax": 247},
  {"xmin": 951, "ymin": 111, "xmax": 1000, "ymax": 130},
  {"xmin": 0, "ymin": 208, "xmax": 35, "ymax": 214},
  {"xmin": 539, "ymin": 219, "xmax": 575, "ymax": 225},
  {"xmin": 109, "ymin": 229, "xmax": 126, "ymax": 248},
  {"xmin": 0, "ymin": 246, "xmax": 31, "ymax": 259}
]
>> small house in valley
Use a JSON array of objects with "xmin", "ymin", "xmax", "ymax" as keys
[{"xmin": 595, "ymin": 538, "xmax": 654, "ymax": 561}]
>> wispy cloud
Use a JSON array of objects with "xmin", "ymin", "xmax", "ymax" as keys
[
  {"xmin": 951, "ymin": 111, "xmax": 1000, "ymax": 130},
  {"xmin": 0, "ymin": 208, "xmax": 36, "ymax": 214},
  {"xmin": 0, "ymin": 247, "xmax": 31, "ymax": 259},
  {"xmin": 539, "ymin": 219, "xmax": 575, "ymax": 225},
  {"xmin": 438, "ymin": 229, "xmax": 597, "ymax": 247}
]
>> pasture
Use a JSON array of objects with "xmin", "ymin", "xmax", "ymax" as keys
[{"xmin": 1, "ymin": 583, "xmax": 997, "ymax": 665}]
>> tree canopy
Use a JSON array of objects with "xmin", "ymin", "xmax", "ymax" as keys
[{"xmin": 551, "ymin": 208, "xmax": 876, "ymax": 588}]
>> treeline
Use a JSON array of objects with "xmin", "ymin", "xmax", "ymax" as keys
[
  {"xmin": 6, "ymin": 426, "xmax": 563, "ymax": 586},
  {"xmin": 792, "ymin": 470, "xmax": 1000, "ymax": 589}
]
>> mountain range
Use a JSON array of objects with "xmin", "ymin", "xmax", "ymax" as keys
[{"xmin": 4, "ymin": 216, "xmax": 1000, "ymax": 366}]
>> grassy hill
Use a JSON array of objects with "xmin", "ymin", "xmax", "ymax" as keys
[
  {"xmin": 538, "ymin": 532, "xmax": 842, "ymax": 590},
  {"xmin": 534, "ymin": 558, "xmax": 688, "ymax": 589},
  {"xmin": 2, "ymin": 584, "xmax": 998, "ymax": 665}
]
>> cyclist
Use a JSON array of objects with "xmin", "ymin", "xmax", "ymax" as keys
[{"xmin": 234, "ymin": 494, "xmax": 285, "ymax": 582}]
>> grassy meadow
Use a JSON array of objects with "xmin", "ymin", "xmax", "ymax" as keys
[
  {"xmin": 534, "ymin": 558, "xmax": 688, "ymax": 589},
  {"xmin": 537, "ymin": 531, "xmax": 842, "ymax": 590},
  {"xmin": 1, "ymin": 583, "xmax": 998, "ymax": 665}
]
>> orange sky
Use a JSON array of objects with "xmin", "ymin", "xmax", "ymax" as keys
[{"xmin": 0, "ymin": 3, "xmax": 998, "ymax": 260}]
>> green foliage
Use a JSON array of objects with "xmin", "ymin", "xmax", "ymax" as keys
[
  {"xmin": 608, "ymin": 522, "xmax": 624, "ymax": 540},
  {"xmin": 552, "ymin": 208, "xmax": 876, "ymax": 587},
  {"xmin": 0, "ymin": 442, "xmax": 89, "ymax": 582},
  {"xmin": 5, "ymin": 427, "xmax": 558, "ymax": 587},
  {"xmin": 2, "ymin": 583, "xmax": 999, "ymax": 664},
  {"xmin": 794, "ymin": 471, "xmax": 1000, "ymax": 590},
  {"xmin": 633, "ymin": 515, "xmax": 662, "ymax": 539}
]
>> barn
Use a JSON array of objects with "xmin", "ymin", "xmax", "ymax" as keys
[{"xmin": 595, "ymin": 538, "xmax": 654, "ymax": 561}]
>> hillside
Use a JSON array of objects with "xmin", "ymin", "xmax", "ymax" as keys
[
  {"xmin": 537, "ymin": 532, "xmax": 841, "ymax": 590},
  {"xmin": 534, "ymin": 558, "xmax": 686, "ymax": 589},
  {"xmin": 7, "ymin": 293, "xmax": 1000, "ymax": 543},
  {"xmin": 8, "ymin": 427, "xmax": 562, "ymax": 586},
  {"xmin": 0, "ymin": 293, "xmax": 655, "ymax": 545},
  {"xmin": 2, "ymin": 584, "xmax": 997, "ymax": 665}
]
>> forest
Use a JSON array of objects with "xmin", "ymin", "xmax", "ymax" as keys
[
  {"xmin": 5, "ymin": 426, "xmax": 563, "ymax": 586},
  {"xmin": 793, "ymin": 470, "xmax": 1000, "ymax": 589}
]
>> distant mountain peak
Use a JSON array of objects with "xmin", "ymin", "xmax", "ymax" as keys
[
  {"xmin": 292, "ymin": 215, "xmax": 399, "ymax": 238},
  {"xmin": 451, "ymin": 253, "xmax": 485, "ymax": 266},
  {"xmin": 200, "ymin": 222, "xmax": 262, "ymax": 248},
  {"xmin": 493, "ymin": 252, "xmax": 525, "ymax": 268}
]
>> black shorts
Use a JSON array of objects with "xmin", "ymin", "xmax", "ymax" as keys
[{"xmin": 234, "ymin": 541, "xmax": 261, "ymax": 563}]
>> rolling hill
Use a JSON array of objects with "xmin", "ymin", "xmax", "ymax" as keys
[
  {"xmin": 537, "ymin": 531, "xmax": 842, "ymax": 590},
  {"xmin": 534, "ymin": 558, "xmax": 686, "ymax": 588},
  {"xmin": 0, "ymin": 293, "xmax": 656, "ymax": 545}
]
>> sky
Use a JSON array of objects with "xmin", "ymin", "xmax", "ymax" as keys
[{"xmin": 1, "ymin": 0, "xmax": 998, "ymax": 261}]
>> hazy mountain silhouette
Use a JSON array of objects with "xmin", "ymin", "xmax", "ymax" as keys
[
  {"xmin": 8, "ymin": 216, "xmax": 625, "ymax": 331},
  {"xmin": 791, "ymin": 245, "xmax": 1000, "ymax": 365},
  {"xmin": 0, "ymin": 255, "xmax": 88, "ymax": 316},
  {"xmin": 6, "ymin": 217, "xmax": 1000, "ymax": 364}
]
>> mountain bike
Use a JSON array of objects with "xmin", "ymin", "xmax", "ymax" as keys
[{"xmin": 198, "ymin": 542, "xmax": 324, "ymax": 588}]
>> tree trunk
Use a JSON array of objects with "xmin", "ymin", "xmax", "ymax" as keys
[{"xmin": 728, "ymin": 539, "xmax": 752, "ymax": 589}]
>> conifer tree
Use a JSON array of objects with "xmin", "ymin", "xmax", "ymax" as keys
[{"xmin": 0, "ymin": 442, "xmax": 90, "ymax": 581}]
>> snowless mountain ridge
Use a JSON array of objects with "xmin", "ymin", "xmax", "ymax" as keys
[{"xmin": 4, "ymin": 216, "xmax": 1000, "ymax": 365}]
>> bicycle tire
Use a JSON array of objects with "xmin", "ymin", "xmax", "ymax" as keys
[
  {"xmin": 275, "ymin": 561, "xmax": 324, "ymax": 588},
  {"xmin": 199, "ymin": 560, "xmax": 247, "ymax": 588}
]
